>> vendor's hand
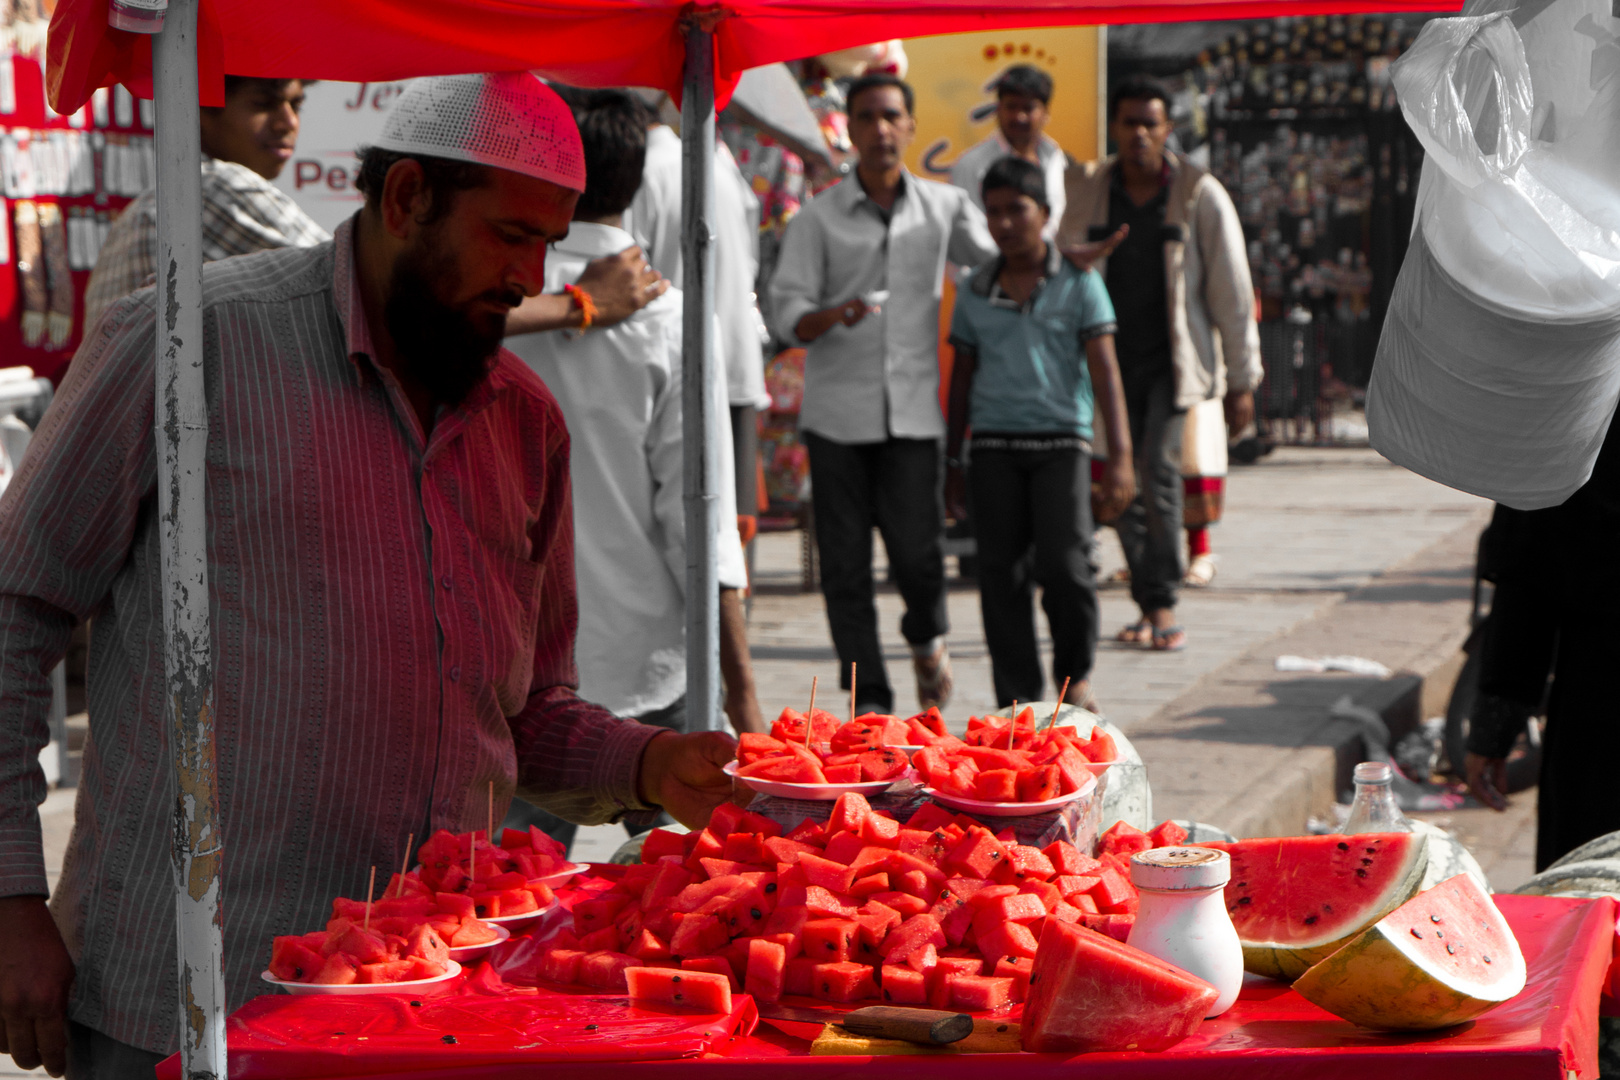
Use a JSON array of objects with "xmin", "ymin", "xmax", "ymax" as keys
[
  {"xmin": 0, "ymin": 895, "xmax": 73, "ymax": 1077},
  {"xmin": 1059, "ymin": 224, "xmax": 1128, "ymax": 271},
  {"xmin": 638, "ymin": 729, "xmax": 741, "ymax": 830},
  {"xmin": 945, "ymin": 464, "xmax": 969, "ymax": 524},
  {"xmin": 576, "ymin": 246, "xmax": 667, "ymax": 330},
  {"xmin": 837, "ymin": 298, "xmax": 875, "ymax": 327},
  {"xmin": 1465, "ymin": 752, "xmax": 1510, "ymax": 812},
  {"xmin": 1223, "ymin": 389, "xmax": 1255, "ymax": 436},
  {"xmin": 1098, "ymin": 458, "xmax": 1137, "ymax": 518}
]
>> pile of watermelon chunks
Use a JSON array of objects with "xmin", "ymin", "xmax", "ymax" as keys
[
  {"xmin": 913, "ymin": 710, "xmax": 1117, "ymax": 803},
  {"xmin": 536, "ymin": 792, "xmax": 1186, "ymax": 1012},
  {"xmin": 266, "ymin": 826, "xmax": 569, "ymax": 985},
  {"xmin": 735, "ymin": 706, "xmax": 1117, "ymax": 805}
]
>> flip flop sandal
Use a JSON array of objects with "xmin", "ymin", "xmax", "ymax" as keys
[
  {"xmin": 1151, "ymin": 626, "xmax": 1188, "ymax": 652},
  {"xmin": 1116, "ymin": 621, "xmax": 1152, "ymax": 644},
  {"xmin": 1184, "ymin": 554, "xmax": 1218, "ymax": 588}
]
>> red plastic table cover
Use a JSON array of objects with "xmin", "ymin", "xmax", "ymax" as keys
[{"xmin": 162, "ymin": 891, "xmax": 1612, "ymax": 1080}]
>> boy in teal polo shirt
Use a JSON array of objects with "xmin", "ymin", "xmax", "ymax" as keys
[{"xmin": 946, "ymin": 156, "xmax": 1136, "ymax": 711}]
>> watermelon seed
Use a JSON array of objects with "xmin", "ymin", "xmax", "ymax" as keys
[
  {"xmin": 1436, "ymin": 930, "xmax": 1443, "ymax": 938},
  {"xmin": 751, "ymin": 908, "xmax": 762, "ymax": 919},
  {"xmin": 672, "ymin": 975, "xmax": 681, "ymax": 982},
  {"xmin": 1304, "ymin": 915, "xmax": 1318, "ymax": 925},
  {"xmin": 1429, "ymin": 915, "xmax": 1442, "ymax": 923},
  {"xmin": 1483, "ymin": 955, "xmax": 1492, "ymax": 964},
  {"xmin": 1445, "ymin": 943, "xmax": 1455, "ymax": 955},
  {"xmin": 1238, "ymin": 896, "xmax": 1252, "ymax": 905},
  {"xmin": 765, "ymin": 883, "xmax": 777, "ymax": 893},
  {"xmin": 586, "ymin": 1024, "xmax": 598, "ymax": 1030},
  {"xmin": 442, "ymin": 1036, "xmax": 457, "ymax": 1045},
  {"xmin": 1324, "ymin": 904, "xmax": 1333, "ymax": 912},
  {"xmin": 1410, "ymin": 928, "xmax": 1423, "ymax": 939},
  {"xmin": 410, "ymin": 1002, "xmax": 421, "ymax": 1007},
  {"xmin": 997, "ymin": 1025, "xmax": 1009, "ymax": 1033},
  {"xmin": 1337, "ymin": 842, "xmax": 1349, "ymax": 851},
  {"xmin": 1029, "ymin": 974, "xmax": 1038, "ymax": 984},
  {"xmin": 1365, "ymin": 847, "xmax": 1377, "ymax": 854},
  {"xmin": 1355, "ymin": 869, "xmax": 1368, "ymax": 878}
]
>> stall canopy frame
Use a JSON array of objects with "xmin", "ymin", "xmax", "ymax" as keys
[{"xmin": 45, "ymin": 0, "xmax": 1459, "ymax": 1075}]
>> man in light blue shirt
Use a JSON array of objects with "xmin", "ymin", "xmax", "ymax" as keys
[{"xmin": 946, "ymin": 157, "xmax": 1135, "ymax": 711}]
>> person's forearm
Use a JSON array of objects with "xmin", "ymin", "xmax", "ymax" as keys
[
  {"xmin": 718, "ymin": 588, "xmax": 765, "ymax": 735},
  {"xmin": 505, "ymin": 293, "xmax": 583, "ymax": 337},
  {"xmin": 946, "ymin": 346, "xmax": 978, "ymax": 461},
  {"xmin": 794, "ymin": 306, "xmax": 844, "ymax": 345},
  {"xmin": 1086, "ymin": 337, "xmax": 1133, "ymax": 463}
]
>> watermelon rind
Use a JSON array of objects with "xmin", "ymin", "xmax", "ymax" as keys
[
  {"xmin": 1411, "ymin": 820, "xmax": 1490, "ymax": 894},
  {"xmin": 1203, "ymin": 833, "xmax": 1429, "ymax": 982},
  {"xmin": 1292, "ymin": 873, "xmax": 1527, "ymax": 1031},
  {"xmin": 1546, "ymin": 829, "xmax": 1620, "ymax": 872},
  {"xmin": 1512, "ymin": 859, "xmax": 1620, "ymax": 900}
]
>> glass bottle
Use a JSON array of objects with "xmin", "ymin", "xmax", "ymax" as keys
[{"xmin": 1341, "ymin": 761, "xmax": 1411, "ymax": 834}]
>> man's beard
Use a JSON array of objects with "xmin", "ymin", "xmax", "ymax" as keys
[{"xmin": 383, "ymin": 229, "xmax": 520, "ymax": 410}]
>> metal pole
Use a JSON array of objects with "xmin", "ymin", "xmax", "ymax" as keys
[
  {"xmin": 152, "ymin": 0, "xmax": 226, "ymax": 1073},
  {"xmin": 681, "ymin": 27, "xmax": 722, "ymax": 733}
]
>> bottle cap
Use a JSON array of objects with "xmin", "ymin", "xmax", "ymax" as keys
[{"xmin": 1130, "ymin": 847, "xmax": 1230, "ymax": 891}]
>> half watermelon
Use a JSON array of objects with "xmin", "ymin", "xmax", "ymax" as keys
[
  {"xmin": 1292, "ymin": 873, "xmax": 1526, "ymax": 1030},
  {"xmin": 1199, "ymin": 832, "xmax": 1427, "ymax": 981}
]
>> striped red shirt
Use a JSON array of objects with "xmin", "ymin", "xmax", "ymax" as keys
[{"xmin": 0, "ymin": 216, "xmax": 662, "ymax": 1052}]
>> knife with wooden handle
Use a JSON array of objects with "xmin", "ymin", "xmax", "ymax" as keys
[{"xmin": 758, "ymin": 1005, "xmax": 973, "ymax": 1044}]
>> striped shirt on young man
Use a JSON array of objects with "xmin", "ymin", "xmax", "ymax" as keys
[
  {"xmin": 0, "ymin": 215, "xmax": 662, "ymax": 1054},
  {"xmin": 82, "ymin": 155, "xmax": 329, "ymax": 330}
]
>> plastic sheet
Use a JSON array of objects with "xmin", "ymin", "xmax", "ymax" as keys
[
  {"xmin": 167, "ymin": 890, "xmax": 1611, "ymax": 1080},
  {"xmin": 1368, "ymin": 6, "xmax": 1620, "ymax": 509}
]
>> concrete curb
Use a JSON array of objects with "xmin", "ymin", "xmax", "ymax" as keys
[{"xmin": 1126, "ymin": 513, "xmax": 1487, "ymax": 839}]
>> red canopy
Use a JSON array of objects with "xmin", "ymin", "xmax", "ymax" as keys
[{"xmin": 48, "ymin": 0, "xmax": 1459, "ymax": 115}]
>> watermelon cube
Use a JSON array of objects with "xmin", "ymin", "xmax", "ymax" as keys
[
  {"xmin": 1016, "ymin": 765, "xmax": 1061, "ymax": 804},
  {"xmin": 577, "ymin": 926, "xmax": 622, "ymax": 953},
  {"xmin": 669, "ymin": 913, "xmax": 728, "ymax": 957},
  {"xmin": 784, "ymin": 956, "xmax": 820, "ymax": 996},
  {"xmin": 804, "ymin": 886, "xmax": 857, "ymax": 918},
  {"xmin": 811, "ymin": 962, "xmax": 879, "ymax": 1003},
  {"xmin": 853, "ymin": 901, "xmax": 902, "ymax": 947},
  {"xmin": 977, "ymin": 922, "xmax": 1039, "ymax": 966},
  {"xmin": 1051, "ymin": 900, "xmax": 1085, "ymax": 924},
  {"xmin": 798, "ymin": 853, "xmax": 858, "ymax": 894},
  {"xmin": 905, "ymin": 942, "xmax": 939, "ymax": 972},
  {"xmin": 850, "ymin": 872, "xmax": 890, "ymax": 898},
  {"xmin": 269, "ymin": 937, "xmax": 327, "ymax": 982},
  {"xmin": 580, "ymin": 950, "xmax": 643, "ymax": 991},
  {"xmin": 356, "ymin": 959, "xmax": 417, "ymax": 984},
  {"xmin": 642, "ymin": 862, "xmax": 696, "ymax": 911},
  {"xmin": 785, "ymin": 819, "xmax": 826, "ymax": 846},
  {"xmin": 681, "ymin": 955, "xmax": 740, "ymax": 991},
  {"xmin": 625, "ymin": 966, "xmax": 733, "ymax": 1013},
  {"xmin": 721, "ymin": 832, "xmax": 770, "ymax": 865},
  {"xmin": 986, "ymin": 891, "xmax": 1047, "ymax": 924},
  {"xmin": 540, "ymin": 948, "xmax": 586, "ymax": 985},
  {"xmin": 879, "ymin": 914, "xmax": 946, "ymax": 960},
  {"xmin": 1020, "ymin": 880, "xmax": 1062, "ymax": 910},
  {"xmin": 994, "ymin": 955, "xmax": 1034, "ymax": 1002},
  {"xmin": 894, "ymin": 869, "xmax": 932, "ymax": 899},
  {"xmin": 950, "ymin": 974, "xmax": 1014, "ymax": 1011},
  {"xmin": 872, "ymin": 891, "xmax": 930, "ymax": 918},
  {"xmin": 946, "ymin": 831, "xmax": 1011, "ymax": 880},
  {"xmin": 739, "ymin": 756, "xmax": 827, "ymax": 785},
  {"xmin": 406, "ymin": 924, "xmax": 449, "ymax": 965},
  {"xmin": 879, "ymin": 965, "xmax": 927, "ymax": 1004},
  {"xmin": 736, "ymin": 732, "xmax": 786, "ymax": 764},
  {"xmin": 827, "ymin": 792, "xmax": 872, "ymax": 835},
  {"xmin": 824, "ymin": 763, "xmax": 862, "ymax": 783},
  {"xmin": 1008, "ymin": 846, "xmax": 1056, "ymax": 882},
  {"xmin": 334, "ymin": 925, "xmax": 389, "ymax": 964},
  {"xmin": 628, "ymin": 929, "xmax": 673, "ymax": 962},
  {"xmin": 802, "ymin": 918, "xmax": 858, "ymax": 963},
  {"xmin": 1149, "ymin": 820, "xmax": 1190, "ymax": 848},
  {"xmin": 858, "ymin": 811, "xmax": 902, "ymax": 847},
  {"xmin": 762, "ymin": 902, "xmax": 808, "ymax": 951},
  {"xmin": 1080, "ymin": 914, "xmax": 1135, "ymax": 942},
  {"xmin": 744, "ymin": 938, "xmax": 787, "ymax": 1004},
  {"xmin": 737, "ymin": 810, "xmax": 783, "ymax": 839},
  {"xmin": 574, "ymin": 895, "xmax": 629, "ymax": 935},
  {"xmin": 1098, "ymin": 821, "xmax": 1152, "ymax": 858},
  {"xmin": 1089, "ymin": 868, "xmax": 1136, "ymax": 913},
  {"xmin": 311, "ymin": 953, "xmax": 359, "ymax": 985},
  {"xmin": 967, "ymin": 884, "xmax": 1020, "ymax": 910},
  {"xmin": 972, "ymin": 769, "xmax": 1019, "ymax": 802},
  {"xmin": 818, "ymin": 831, "xmax": 865, "ymax": 865},
  {"xmin": 859, "ymin": 750, "xmax": 908, "ymax": 784}
]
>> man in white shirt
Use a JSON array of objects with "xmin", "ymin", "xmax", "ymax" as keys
[
  {"xmin": 949, "ymin": 65, "xmax": 1071, "ymax": 241},
  {"xmin": 770, "ymin": 73, "xmax": 997, "ymax": 716},
  {"xmin": 506, "ymin": 89, "xmax": 764, "ymax": 848},
  {"xmin": 628, "ymin": 110, "xmax": 772, "ymax": 536}
]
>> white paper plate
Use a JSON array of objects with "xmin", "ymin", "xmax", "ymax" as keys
[
  {"xmin": 724, "ymin": 759, "xmax": 904, "ymax": 801},
  {"xmin": 446, "ymin": 921, "xmax": 510, "ymax": 961},
  {"xmin": 530, "ymin": 862, "xmax": 587, "ymax": 887},
  {"xmin": 922, "ymin": 772, "xmax": 1096, "ymax": 817},
  {"xmin": 482, "ymin": 897, "xmax": 557, "ymax": 932},
  {"xmin": 262, "ymin": 959, "xmax": 461, "ymax": 995}
]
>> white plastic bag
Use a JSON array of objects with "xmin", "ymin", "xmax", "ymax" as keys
[{"xmin": 1368, "ymin": 6, "xmax": 1620, "ymax": 509}]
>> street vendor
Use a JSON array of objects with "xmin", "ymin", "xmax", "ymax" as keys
[{"xmin": 0, "ymin": 73, "xmax": 735, "ymax": 1078}]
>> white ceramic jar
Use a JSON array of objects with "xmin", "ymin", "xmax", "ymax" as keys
[{"xmin": 1125, "ymin": 846, "xmax": 1244, "ymax": 1017}]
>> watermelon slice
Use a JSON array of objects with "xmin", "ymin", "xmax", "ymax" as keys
[
  {"xmin": 1198, "ymin": 833, "xmax": 1428, "ymax": 981},
  {"xmin": 1292, "ymin": 873, "xmax": 1527, "ymax": 1030},
  {"xmin": 1021, "ymin": 920, "xmax": 1218, "ymax": 1053},
  {"xmin": 625, "ymin": 967, "xmax": 734, "ymax": 1013}
]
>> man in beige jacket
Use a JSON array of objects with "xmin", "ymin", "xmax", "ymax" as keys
[{"xmin": 1057, "ymin": 76, "xmax": 1260, "ymax": 652}]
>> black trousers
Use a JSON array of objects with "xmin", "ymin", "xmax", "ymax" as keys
[
  {"xmin": 969, "ymin": 443, "xmax": 1099, "ymax": 707},
  {"xmin": 804, "ymin": 432, "xmax": 948, "ymax": 712},
  {"xmin": 1116, "ymin": 370, "xmax": 1186, "ymax": 614},
  {"xmin": 66, "ymin": 1020, "xmax": 165, "ymax": 1080}
]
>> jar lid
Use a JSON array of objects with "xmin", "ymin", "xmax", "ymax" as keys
[{"xmin": 1129, "ymin": 847, "xmax": 1230, "ymax": 890}]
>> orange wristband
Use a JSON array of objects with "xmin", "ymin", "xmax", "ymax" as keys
[{"xmin": 564, "ymin": 283, "xmax": 596, "ymax": 332}]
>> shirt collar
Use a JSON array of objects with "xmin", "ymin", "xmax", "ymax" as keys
[
  {"xmin": 993, "ymin": 129, "xmax": 1061, "ymax": 164},
  {"xmin": 1110, "ymin": 153, "xmax": 1175, "ymax": 193},
  {"xmin": 969, "ymin": 243, "xmax": 1061, "ymax": 305},
  {"xmin": 554, "ymin": 221, "xmax": 638, "ymax": 261},
  {"xmin": 841, "ymin": 168, "xmax": 911, "ymax": 215}
]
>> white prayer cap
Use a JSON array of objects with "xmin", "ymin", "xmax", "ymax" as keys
[{"xmin": 373, "ymin": 72, "xmax": 585, "ymax": 192}]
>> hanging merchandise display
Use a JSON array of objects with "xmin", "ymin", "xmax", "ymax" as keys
[
  {"xmin": 0, "ymin": 30, "xmax": 146, "ymax": 383},
  {"xmin": 1368, "ymin": 2, "xmax": 1620, "ymax": 509}
]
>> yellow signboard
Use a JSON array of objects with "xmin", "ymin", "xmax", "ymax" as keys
[{"xmin": 902, "ymin": 27, "xmax": 1105, "ymax": 180}]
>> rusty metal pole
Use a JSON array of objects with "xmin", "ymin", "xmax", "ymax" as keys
[
  {"xmin": 151, "ymin": 0, "xmax": 227, "ymax": 1072},
  {"xmin": 682, "ymin": 24, "xmax": 722, "ymax": 732}
]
